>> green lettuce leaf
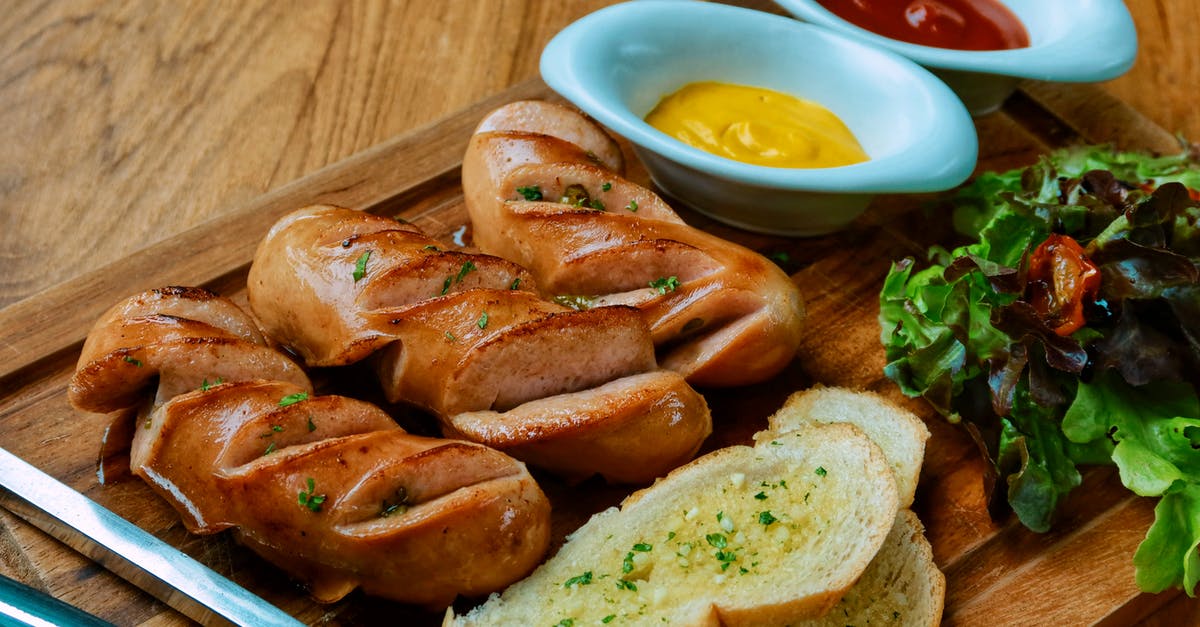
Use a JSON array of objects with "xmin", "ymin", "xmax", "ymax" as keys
[
  {"xmin": 1063, "ymin": 372, "xmax": 1200, "ymax": 496},
  {"xmin": 1135, "ymin": 484, "xmax": 1200, "ymax": 595},
  {"xmin": 997, "ymin": 388, "xmax": 1082, "ymax": 532}
]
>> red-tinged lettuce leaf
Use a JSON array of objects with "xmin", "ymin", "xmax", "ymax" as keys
[
  {"xmin": 1091, "ymin": 300, "xmax": 1194, "ymax": 387},
  {"xmin": 1083, "ymin": 184, "xmax": 1200, "ymax": 387},
  {"xmin": 1088, "ymin": 184, "xmax": 1200, "ymax": 302},
  {"xmin": 1167, "ymin": 285, "xmax": 1200, "ymax": 365},
  {"xmin": 1093, "ymin": 238, "xmax": 1199, "ymax": 300}
]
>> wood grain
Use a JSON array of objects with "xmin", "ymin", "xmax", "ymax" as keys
[
  {"xmin": 0, "ymin": 75, "xmax": 1195, "ymax": 625},
  {"xmin": 1, "ymin": 1, "xmax": 1199, "ymax": 625},
  {"xmin": 1, "ymin": 0, "xmax": 1196, "ymax": 313},
  {"xmin": 1102, "ymin": 0, "xmax": 1200, "ymax": 140},
  {"xmin": 0, "ymin": 0, "xmax": 619, "ymax": 310}
]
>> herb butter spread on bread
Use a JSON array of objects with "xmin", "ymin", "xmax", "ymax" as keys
[{"xmin": 448, "ymin": 422, "xmax": 899, "ymax": 626}]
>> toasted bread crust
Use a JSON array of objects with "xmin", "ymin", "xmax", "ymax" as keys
[{"xmin": 758, "ymin": 385, "xmax": 930, "ymax": 507}]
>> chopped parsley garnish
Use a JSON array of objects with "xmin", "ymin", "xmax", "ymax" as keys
[
  {"xmin": 705, "ymin": 533, "xmax": 727, "ymax": 549},
  {"xmin": 510, "ymin": 277, "xmax": 522, "ymax": 290},
  {"xmin": 516, "ymin": 185, "xmax": 543, "ymax": 201},
  {"xmin": 715, "ymin": 549, "xmax": 737, "ymax": 570},
  {"xmin": 353, "ymin": 250, "xmax": 371, "ymax": 282},
  {"xmin": 263, "ymin": 441, "xmax": 277, "ymax": 456},
  {"xmin": 297, "ymin": 478, "xmax": 326, "ymax": 512},
  {"xmin": 444, "ymin": 331, "xmax": 456, "ymax": 341},
  {"xmin": 278, "ymin": 392, "xmax": 308, "ymax": 407},
  {"xmin": 602, "ymin": 182, "xmax": 612, "ymax": 191},
  {"xmin": 602, "ymin": 616, "xmax": 616, "ymax": 624},
  {"xmin": 615, "ymin": 579, "xmax": 637, "ymax": 592},
  {"xmin": 439, "ymin": 260, "xmax": 478, "ymax": 296},
  {"xmin": 123, "ymin": 355, "xmax": 143, "ymax": 367},
  {"xmin": 622, "ymin": 552, "xmax": 635, "ymax": 574},
  {"xmin": 199, "ymin": 377, "xmax": 223, "ymax": 391},
  {"xmin": 754, "ymin": 491, "xmax": 768, "ymax": 500},
  {"xmin": 758, "ymin": 511, "xmax": 778, "ymax": 526},
  {"xmin": 477, "ymin": 311, "xmax": 489, "ymax": 329},
  {"xmin": 423, "ymin": 244, "xmax": 439, "ymax": 251},
  {"xmin": 563, "ymin": 571, "xmax": 593, "ymax": 588},
  {"xmin": 626, "ymin": 200, "xmax": 639, "ymax": 213},
  {"xmin": 815, "ymin": 466, "xmax": 828, "ymax": 477},
  {"xmin": 456, "ymin": 260, "xmax": 477, "ymax": 282},
  {"xmin": 632, "ymin": 542, "xmax": 652, "ymax": 552},
  {"xmin": 306, "ymin": 415, "xmax": 317, "ymax": 432},
  {"xmin": 649, "ymin": 276, "xmax": 680, "ymax": 294},
  {"xmin": 554, "ymin": 620, "xmax": 574, "ymax": 627}
]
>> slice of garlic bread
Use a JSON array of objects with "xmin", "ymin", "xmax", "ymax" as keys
[
  {"xmin": 799, "ymin": 509, "xmax": 945, "ymax": 627},
  {"xmin": 756, "ymin": 385, "xmax": 929, "ymax": 508},
  {"xmin": 756, "ymin": 386, "xmax": 943, "ymax": 626},
  {"xmin": 448, "ymin": 422, "xmax": 899, "ymax": 626}
]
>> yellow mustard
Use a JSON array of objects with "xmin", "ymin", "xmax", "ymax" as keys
[{"xmin": 644, "ymin": 81, "xmax": 869, "ymax": 169}]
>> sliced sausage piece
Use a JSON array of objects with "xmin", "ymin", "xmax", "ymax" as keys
[
  {"xmin": 248, "ymin": 205, "xmax": 712, "ymax": 484},
  {"xmin": 463, "ymin": 101, "xmax": 805, "ymax": 387}
]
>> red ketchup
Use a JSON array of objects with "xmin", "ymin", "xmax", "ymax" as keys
[{"xmin": 816, "ymin": 0, "xmax": 1029, "ymax": 51}]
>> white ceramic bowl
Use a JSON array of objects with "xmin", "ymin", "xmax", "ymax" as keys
[
  {"xmin": 539, "ymin": 0, "xmax": 977, "ymax": 236},
  {"xmin": 776, "ymin": 0, "xmax": 1137, "ymax": 115}
]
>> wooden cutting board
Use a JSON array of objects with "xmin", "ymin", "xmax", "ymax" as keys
[{"xmin": 0, "ymin": 76, "xmax": 1193, "ymax": 626}]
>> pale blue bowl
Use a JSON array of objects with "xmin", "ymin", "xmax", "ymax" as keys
[
  {"xmin": 539, "ymin": 0, "xmax": 977, "ymax": 236},
  {"xmin": 776, "ymin": 0, "xmax": 1137, "ymax": 115}
]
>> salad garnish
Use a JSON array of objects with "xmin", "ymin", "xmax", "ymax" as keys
[{"xmin": 880, "ymin": 144, "xmax": 1200, "ymax": 596}]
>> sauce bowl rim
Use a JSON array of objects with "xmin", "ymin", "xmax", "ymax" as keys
[
  {"xmin": 774, "ymin": 0, "xmax": 1138, "ymax": 81},
  {"xmin": 539, "ymin": 0, "xmax": 978, "ymax": 194}
]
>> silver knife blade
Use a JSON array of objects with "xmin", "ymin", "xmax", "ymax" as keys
[
  {"xmin": 0, "ymin": 446, "xmax": 303, "ymax": 627},
  {"xmin": 0, "ymin": 571, "xmax": 114, "ymax": 626}
]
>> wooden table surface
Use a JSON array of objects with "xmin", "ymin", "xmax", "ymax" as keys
[{"xmin": 1, "ymin": 1, "xmax": 1198, "ymax": 625}]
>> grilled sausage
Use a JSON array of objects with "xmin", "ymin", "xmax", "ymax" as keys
[
  {"xmin": 69, "ymin": 286, "xmax": 551, "ymax": 606},
  {"xmin": 462, "ymin": 100, "xmax": 805, "ymax": 387},
  {"xmin": 247, "ymin": 206, "xmax": 712, "ymax": 483}
]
